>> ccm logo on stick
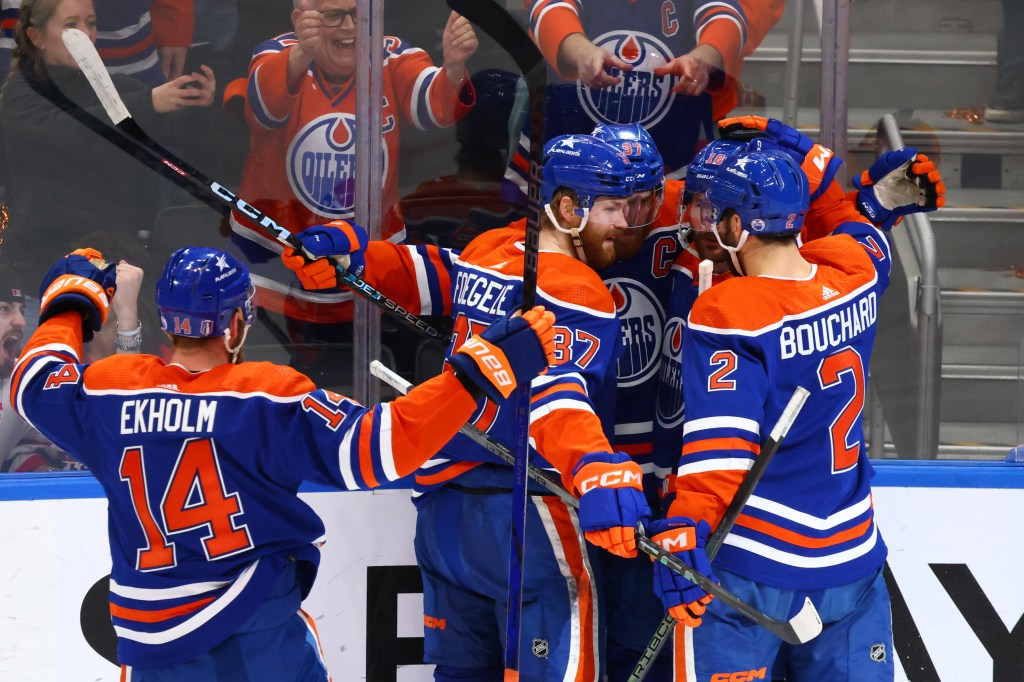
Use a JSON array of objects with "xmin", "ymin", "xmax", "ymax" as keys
[
  {"xmin": 577, "ymin": 470, "xmax": 642, "ymax": 494},
  {"xmin": 462, "ymin": 337, "xmax": 513, "ymax": 388}
]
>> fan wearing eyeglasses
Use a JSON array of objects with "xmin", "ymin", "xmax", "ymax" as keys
[{"xmin": 230, "ymin": 0, "xmax": 479, "ymax": 323}]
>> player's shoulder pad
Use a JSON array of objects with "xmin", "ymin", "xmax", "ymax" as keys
[
  {"xmin": 83, "ymin": 355, "xmax": 176, "ymax": 391},
  {"xmin": 802, "ymin": 229, "xmax": 886, "ymax": 272},
  {"xmin": 460, "ymin": 223, "xmax": 525, "ymax": 261},
  {"xmin": 537, "ymin": 253, "xmax": 616, "ymax": 316},
  {"xmin": 208, "ymin": 361, "xmax": 318, "ymax": 397},
  {"xmin": 687, "ymin": 276, "xmax": 800, "ymax": 334}
]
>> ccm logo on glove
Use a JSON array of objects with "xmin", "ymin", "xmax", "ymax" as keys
[
  {"xmin": 655, "ymin": 528, "xmax": 696, "ymax": 553},
  {"xmin": 576, "ymin": 465, "xmax": 642, "ymax": 494}
]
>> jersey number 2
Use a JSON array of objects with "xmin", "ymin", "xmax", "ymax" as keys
[
  {"xmin": 818, "ymin": 347, "xmax": 865, "ymax": 474},
  {"xmin": 120, "ymin": 439, "xmax": 253, "ymax": 571}
]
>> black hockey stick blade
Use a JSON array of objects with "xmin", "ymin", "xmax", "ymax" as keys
[
  {"xmin": 635, "ymin": 530, "xmax": 823, "ymax": 645},
  {"xmin": 60, "ymin": 28, "xmax": 447, "ymax": 345}
]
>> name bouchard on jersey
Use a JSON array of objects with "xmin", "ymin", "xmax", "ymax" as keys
[
  {"xmin": 120, "ymin": 398, "xmax": 217, "ymax": 435},
  {"xmin": 780, "ymin": 292, "xmax": 877, "ymax": 359},
  {"xmin": 453, "ymin": 270, "xmax": 515, "ymax": 317}
]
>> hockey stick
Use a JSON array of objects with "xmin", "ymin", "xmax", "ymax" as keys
[
  {"xmin": 58, "ymin": 29, "xmax": 447, "ymax": 345},
  {"xmin": 369, "ymin": 360, "xmax": 578, "ymax": 507},
  {"xmin": 441, "ymin": 2, "xmax": 545, "ymax": 676},
  {"xmin": 628, "ymin": 386, "xmax": 814, "ymax": 680},
  {"xmin": 371, "ymin": 359, "xmax": 823, "ymax": 645}
]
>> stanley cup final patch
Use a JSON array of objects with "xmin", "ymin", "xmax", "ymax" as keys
[
  {"xmin": 531, "ymin": 638, "xmax": 549, "ymax": 659},
  {"xmin": 870, "ymin": 643, "xmax": 887, "ymax": 663}
]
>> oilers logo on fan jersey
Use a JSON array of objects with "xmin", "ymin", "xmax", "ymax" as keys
[
  {"xmin": 578, "ymin": 32, "xmax": 677, "ymax": 128},
  {"xmin": 287, "ymin": 113, "xmax": 393, "ymax": 220},
  {"xmin": 609, "ymin": 278, "xmax": 664, "ymax": 388},
  {"xmin": 656, "ymin": 315, "xmax": 685, "ymax": 430}
]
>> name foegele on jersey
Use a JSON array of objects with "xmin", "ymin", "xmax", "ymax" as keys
[
  {"xmin": 120, "ymin": 397, "xmax": 217, "ymax": 435},
  {"xmin": 453, "ymin": 267, "xmax": 516, "ymax": 317},
  {"xmin": 780, "ymin": 291, "xmax": 878, "ymax": 360}
]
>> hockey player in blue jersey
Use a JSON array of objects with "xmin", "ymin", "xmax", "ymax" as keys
[
  {"xmin": 651, "ymin": 150, "xmax": 895, "ymax": 681},
  {"xmin": 12, "ymin": 245, "xmax": 559, "ymax": 681}
]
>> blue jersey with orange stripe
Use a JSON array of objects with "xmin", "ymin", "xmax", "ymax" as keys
[
  {"xmin": 667, "ymin": 222, "xmax": 892, "ymax": 590},
  {"xmin": 11, "ymin": 311, "xmax": 478, "ymax": 668},
  {"xmin": 596, "ymin": 179, "xmax": 684, "ymax": 502},
  {"xmin": 413, "ymin": 225, "xmax": 621, "ymax": 497}
]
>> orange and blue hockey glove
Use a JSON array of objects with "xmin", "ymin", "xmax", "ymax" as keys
[
  {"xmin": 280, "ymin": 220, "xmax": 368, "ymax": 290},
  {"xmin": 449, "ymin": 306, "xmax": 556, "ymax": 403},
  {"xmin": 38, "ymin": 248, "xmax": 116, "ymax": 342},
  {"xmin": 718, "ymin": 115, "xmax": 842, "ymax": 202},
  {"xmin": 572, "ymin": 451, "xmax": 651, "ymax": 558},
  {"xmin": 649, "ymin": 516, "xmax": 716, "ymax": 627},
  {"xmin": 854, "ymin": 148, "xmax": 946, "ymax": 231}
]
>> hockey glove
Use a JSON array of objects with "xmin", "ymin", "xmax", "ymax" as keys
[
  {"xmin": 718, "ymin": 115, "xmax": 841, "ymax": 201},
  {"xmin": 572, "ymin": 451, "xmax": 651, "ymax": 558},
  {"xmin": 854, "ymin": 148, "xmax": 946, "ymax": 231},
  {"xmin": 281, "ymin": 220, "xmax": 368, "ymax": 290},
  {"xmin": 649, "ymin": 516, "xmax": 716, "ymax": 627},
  {"xmin": 39, "ymin": 248, "xmax": 116, "ymax": 342},
  {"xmin": 448, "ymin": 306, "xmax": 557, "ymax": 403}
]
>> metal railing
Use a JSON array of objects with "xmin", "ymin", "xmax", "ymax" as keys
[{"xmin": 867, "ymin": 114, "xmax": 943, "ymax": 459}]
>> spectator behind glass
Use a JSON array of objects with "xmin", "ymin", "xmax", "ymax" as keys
[
  {"xmin": 400, "ymin": 68, "xmax": 527, "ymax": 250},
  {"xmin": 228, "ymin": 0, "xmax": 477, "ymax": 327},
  {"xmin": 0, "ymin": 0, "xmax": 216, "ymax": 281},
  {"xmin": 985, "ymin": 0, "xmax": 1024, "ymax": 123},
  {"xmin": 521, "ymin": 0, "xmax": 782, "ymax": 175},
  {"xmin": 0, "ymin": 263, "xmax": 71, "ymax": 472}
]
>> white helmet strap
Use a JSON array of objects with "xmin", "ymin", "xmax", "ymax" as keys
[
  {"xmin": 222, "ymin": 320, "xmax": 251, "ymax": 364},
  {"xmin": 544, "ymin": 203, "xmax": 590, "ymax": 265},
  {"xmin": 713, "ymin": 224, "xmax": 750, "ymax": 276}
]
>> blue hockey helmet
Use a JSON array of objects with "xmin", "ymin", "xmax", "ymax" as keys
[
  {"xmin": 540, "ymin": 134, "xmax": 636, "ymax": 209},
  {"xmin": 591, "ymin": 123, "xmax": 664, "ymax": 193},
  {"xmin": 156, "ymin": 247, "xmax": 256, "ymax": 338},
  {"xmin": 701, "ymin": 150, "xmax": 809, "ymax": 236},
  {"xmin": 683, "ymin": 139, "xmax": 747, "ymax": 203}
]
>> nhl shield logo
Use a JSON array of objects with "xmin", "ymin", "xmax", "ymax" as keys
[
  {"xmin": 286, "ymin": 113, "xmax": 390, "ymax": 219},
  {"xmin": 577, "ymin": 31, "xmax": 677, "ymax": 129},
  {"xmin": 531, "ymin": 638, "xmax": 549, "ymax": 658},
  {"xmin": 870, "ymin": 643, "xmax": 887, "ymax": 663},
  {"xmin": 608, "ymin": 278, "xmax": 665, "ymax": 388}
]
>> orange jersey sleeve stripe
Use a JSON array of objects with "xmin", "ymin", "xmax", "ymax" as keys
[
  {"xmin": 109, "ymin": 596, "xmax": 215, "ymax": 624},
  {"xmin": 618, "ymin": 443, "xmax": 653, "ymax": 456},
  {"xmin": 682, "ymin": 437, "xmax": 759, "ymax": 456},
  {"xmin": 384, "ymin": 371, "xmax": 480, "ymax": 479},
  {"xmin": 735, "ymin": 514, "xmax": 874, "ymax": 549},
  {"xmin": 472, "ymin": 400, "xmax": 500, "ymax": 432},
  {"xmin": 531, "ymin": 382, "xmax": 587, "ymax": 405},
  {"xmin": 527, "ymin": 1, "xmax": 584, "ymax": 79},
  {"xmin": 248, "ymin": 47, "xmax": 299, "ymax": 123},
  {"xmin": 530, "ymin": 408, "xmax": 612, "ymax": 489},
  {"xmin": 670, "ymin": 469, "xmax": 747, "ymax": 528},
  {"xmin": 415, "ymin": 460, "xmax": 480, "ymax": 487},
  {"xmin": 357, "ymin": 412, "xmax": 382, "ymax": 489}
]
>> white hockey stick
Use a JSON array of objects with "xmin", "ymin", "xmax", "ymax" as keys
[{"xmin": 698, "ymin": 259, "xmax": 713, "ymax": 294}]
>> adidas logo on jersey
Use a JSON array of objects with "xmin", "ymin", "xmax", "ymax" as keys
[{"xmin": 822, "ymin": 285, "xmax": 840, "ymax": 301}]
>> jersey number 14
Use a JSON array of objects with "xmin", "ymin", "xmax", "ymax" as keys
[{"xmin": 120, "ymin": 438, "xmax": 253, "ymax": 571}]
